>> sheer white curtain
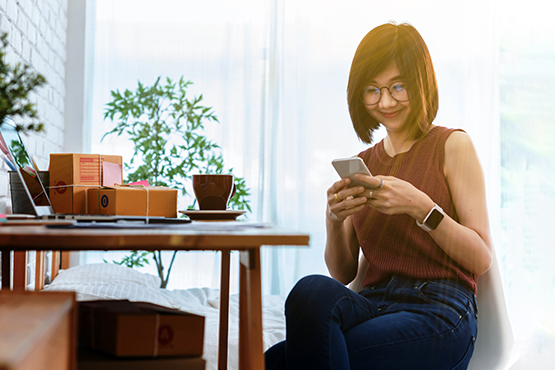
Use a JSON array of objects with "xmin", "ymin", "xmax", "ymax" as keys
[
  {"xmin": 83, "ymin": 0, "xmax": 499, "ymax": 293},
  {"xmin": 497, "ymin": 1, "xmax": 555, "ymax": 368},
  {"xmin": 264, "ymin": 0, "xmax": 501, "ymax": 295},
  {"xmin": 84, "ymin": 0, "xmax": 273, "ymax": 293},
  {"xmin": 82, "ymin": 1, "xmax": 555, "ymax": 366}
]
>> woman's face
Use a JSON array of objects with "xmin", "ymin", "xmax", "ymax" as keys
[{"xmin": 363, "ymin": 63, "xmax": 412, "ymax": 135}]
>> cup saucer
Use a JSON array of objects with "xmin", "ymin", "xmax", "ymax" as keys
[{"xmin": 178, "ymin": 209, "xmax": 247, "ymax": 221}]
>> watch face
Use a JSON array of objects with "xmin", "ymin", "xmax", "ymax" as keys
[{"xmin": 426, "ymin": 209, "xmax": 444, "ymax": 230}]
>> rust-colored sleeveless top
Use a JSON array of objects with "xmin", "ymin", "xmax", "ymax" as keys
[{"xmin": 352, "ymin": 126, "xmax": 477, "ymax": 293}]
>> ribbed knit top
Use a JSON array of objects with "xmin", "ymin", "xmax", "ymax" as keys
[{"xmin": 352, "ymin": 126, "xmax": 477, "ymax": 293}]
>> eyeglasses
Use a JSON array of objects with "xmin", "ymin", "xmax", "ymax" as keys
[{"xmin": 360, "ymin": 82, "xmax": 409, "ymax": 106}]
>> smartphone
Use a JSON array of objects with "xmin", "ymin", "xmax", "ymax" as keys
[{"xmin": 332, "ymin": 157, "xmax": 373, "ymax": 188}]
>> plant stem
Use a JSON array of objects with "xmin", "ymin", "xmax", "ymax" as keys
[
  {"xmin": 162, "ymin": 251, "xmax": 179, "ymax": 289},
  {"xmin": 152, "ymin": 251, "xmax": 164, "ymax": 285}
]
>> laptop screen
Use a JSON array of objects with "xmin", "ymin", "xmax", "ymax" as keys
[{"xmin": 0, "ymin": 119, "xmax": 54, "ymax": 216}]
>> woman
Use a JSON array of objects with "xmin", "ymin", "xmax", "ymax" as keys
[{"xmin": 265, "ymin": 22, "xmax": 493, "ymax": 370}]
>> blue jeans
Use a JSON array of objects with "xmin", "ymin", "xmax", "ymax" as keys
[{"xmin": 265, "ymin": 274, "xmax": 478, "ymax": 370}]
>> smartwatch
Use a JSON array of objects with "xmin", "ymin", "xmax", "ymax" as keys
[{"xmin": 417, "ymin": 203, "xmax": 444, "ymax": 232}]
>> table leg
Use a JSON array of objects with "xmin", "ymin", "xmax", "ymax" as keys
[
  {"xmin": 218, "ymin": 250, "xmax": 231, "ymax": 370},
  {"xmin": 1, "ymin": 250, "xmax": 11, "ymax": 290},
  {"xmin": 239, "ymin": 248, "xmax": 264, "ymax": 370},
  {"xmin": 13, "ymin": 251, "xmax": 27, "ymax": 290},
  {"xmin": 61, "ymin": 251, "xmax": 71, "ymax": 270},
  {"xmin": 35, "ymin": 251, "xmax": 46, "ymax": 291},
  {"xmin": 51, "ymin": 251, "xmax": 61, "ymax": 282}
]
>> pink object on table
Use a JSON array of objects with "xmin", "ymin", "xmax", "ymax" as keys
[
  {"xmin": 102, "ymin": 161, "xmax": 123, "ymax": 186},
  {"xmin": 127, "ymin": 180, "xmax": 150, "ymax": 187}
]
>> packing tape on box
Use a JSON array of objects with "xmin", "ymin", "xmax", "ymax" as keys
[{"xmin": 146, "ymin": 187, "xmax": 150, "ymax": 218}]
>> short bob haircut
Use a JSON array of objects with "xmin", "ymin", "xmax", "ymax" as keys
[{"xmin": 347, "ymin": 22, "xmax": 439, "ymax": 144}]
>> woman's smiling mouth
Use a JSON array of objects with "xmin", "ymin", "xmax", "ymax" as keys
[{"xmin": 380, "ymin": 110, "xmax": 401, "ymax": 118}]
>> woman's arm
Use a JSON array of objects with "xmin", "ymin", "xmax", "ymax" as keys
[
  {"xmin": 432, "ymin": 131, "xmax": 493, "ymax": 275},
  {"xmin": 324, "ymin": 178, "xmax": 367, "ymax": 285},
  {"xmin": 348, "ymin": 254, "xmax": 369, "ymax": 292},
  {"xmin": 325, "ymin": 215, "xmax": 360, "ymax": 284},
  {"xmin": 355, "ymin": 131, "xmax": 493, "ymax": 276}
]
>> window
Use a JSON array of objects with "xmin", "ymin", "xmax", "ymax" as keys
[{"xmin": 79, "ymin": 1, "xmax": 553, "ymax": 366}]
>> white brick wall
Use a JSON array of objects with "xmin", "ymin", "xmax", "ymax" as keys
[{"xmin": 0, "ymin": 0, "xmax": 68, "ymax": 212}]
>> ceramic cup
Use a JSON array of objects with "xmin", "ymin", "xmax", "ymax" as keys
[{"xmin": 192, "ymin": 174, "xmax": 236, "ymax": 210}]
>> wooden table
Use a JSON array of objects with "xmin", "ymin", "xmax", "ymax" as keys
[{"xmin": 0, "ymin": 222, "xmax": 310, "ymax": 370}]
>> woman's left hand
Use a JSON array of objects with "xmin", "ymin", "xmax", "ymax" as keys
[{"xmin": 353, "ymin": 174, "xmax": 433, "ymax": 219}]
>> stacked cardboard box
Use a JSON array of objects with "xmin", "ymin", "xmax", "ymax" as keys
[
  {"xmin": 87, "ymin": 186, "xmax": 178, "ymax": 218},
  {"xmin": 77, "ymin": 300, "xmax": 205, "ymax": 370},
  {"xmin": 49, "ymin": 154, "xmax": 178, "ymax": 218},
  {"xmin": 49, "ymin": 154, "xmax": 123, "ymax": 214}
]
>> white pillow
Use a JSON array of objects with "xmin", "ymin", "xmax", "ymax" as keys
[
  {"xmin": 43, "ymin": 263, "xmax": 179, "ymax": 309},
  {"xmin": 48, "ymin": 263, "xmax": 161, "ymax": 288}
]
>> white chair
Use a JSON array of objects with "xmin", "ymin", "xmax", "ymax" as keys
[
  {"xmin": 349, "ymin": 249, "xmax": 519, "ymax": 370},
  {"xmin": 467, "ymin": 248, "xmax": 519, "ymax": 370}
]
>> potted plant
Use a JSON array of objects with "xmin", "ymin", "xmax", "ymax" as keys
[
  {"xmin": 103, "ymin": 76, "xmax": 251, "ymax": 288},
  {"xmin": 0, "ymin": 32, "xmax": 46, "ymax": 133}
]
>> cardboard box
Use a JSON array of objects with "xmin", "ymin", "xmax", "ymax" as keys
[
  {"xmin": 87, "ymin": 186, "xmax": 178, "ymax": 218},
  {"xmin": 78, "ymin": 347, "xmax": 205, "ymax": 370},
  {"xmin": 78, "ymin": 300, "xmax": 205, "ymax": 358},
  {"xmin": 49, "ymin": 153, "xmax": 123, "ymax": 214}
]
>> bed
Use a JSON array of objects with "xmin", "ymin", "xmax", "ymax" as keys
[
  {"xmin": 40, "ymin": 262, "xmax": 286, "ymax": 370},
  {"xmin": 4, "ymin": 245, "xmax": 518, "ymax": 370}
]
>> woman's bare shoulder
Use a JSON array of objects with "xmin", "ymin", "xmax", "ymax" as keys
[{"xmin": 444, "ymin": 130, "xmax": 481, "ymax": 177}]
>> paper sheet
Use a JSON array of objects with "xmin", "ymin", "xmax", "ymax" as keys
[{"xmin": 102, "ymin": 161, "xmax": 123, "ymax": 186}]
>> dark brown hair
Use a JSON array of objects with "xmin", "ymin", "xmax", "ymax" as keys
[{"xmin": 347, "ymin": 22, "xmax": 439, "ymax": 144}]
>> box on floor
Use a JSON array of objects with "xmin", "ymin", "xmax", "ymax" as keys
[
  {"xmin": 78, "ymin": 300, "xmax": 204, "ymax": 358},
  {"xmin": 77, "ymin": 347, "xmax": 205, "ymax": 370}
]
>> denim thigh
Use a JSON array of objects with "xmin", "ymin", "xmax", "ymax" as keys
[
  {"xmin": 265, "ymin": 275, "xmax": 478, "ymax": 370},
  {"xmin": 347, "ymin": 276, "xmax": 478, "ymax": 370}
]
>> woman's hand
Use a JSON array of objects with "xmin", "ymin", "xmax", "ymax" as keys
[
  {"xmin": 326, "ymin": 178, "xmax": 368, "ymax": 223},
  {"xmin": 353, "ymin": 174, "xmax": 433, "ymax": 221}
]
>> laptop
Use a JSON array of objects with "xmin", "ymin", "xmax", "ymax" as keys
[{"xmin": 0, "ymin": 119, "xmax": 190, "ymax": 224}]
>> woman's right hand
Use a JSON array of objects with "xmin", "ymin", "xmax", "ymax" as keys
[{"xmin": 326, "ymin": 178, "xmax": 368, "ymax": 223}]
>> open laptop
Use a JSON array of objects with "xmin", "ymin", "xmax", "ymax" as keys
[{"xmin": 0, "ymin": 119, "xmax": 189, "ymax": 224}]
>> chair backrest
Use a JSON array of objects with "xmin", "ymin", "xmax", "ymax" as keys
[{"xmin": 467, "ymin": 248, "xmax": 519, "ymax": 370}]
